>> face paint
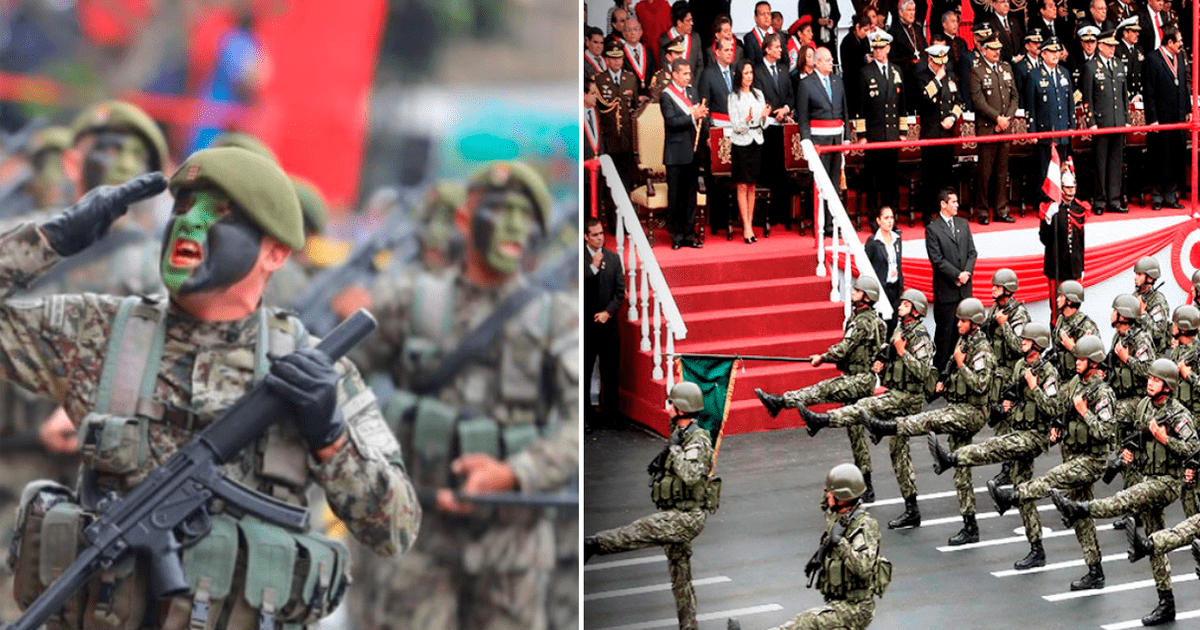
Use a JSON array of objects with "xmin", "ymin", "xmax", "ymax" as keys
[
  {"xmin": 82, "ymin": 131, "xmax": 151, "ymax": 190},
  {"xmin": 420, "ymin": 204, "xmax": 463, "ymax": 271},
  {"xmin": 32, "ymin": 151, "xmax": 71, "ymax": 208},
  {"xmin": 161, "ymin": 190, "xmax": 264, "ymax": 296},
  {"xmin": 471, "ymin": 190, "xmax": 539, "ymax": 275}
]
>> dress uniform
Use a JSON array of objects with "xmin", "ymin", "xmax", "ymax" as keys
[
  {"xmin": 1027, "ymin": 37, "xmax": 1075, "ymax": 203},
  {"xmin": 1012, "ymin": 30, "xmax": 1046, "ymax": 213},
  {"xmin": 596, "ymin": 39, "xmax": 640, "ymax": 204},
  {"xmin": 1040, "ymin": 175, "xmax": 1089, "ymax": 305},
  {"xmin": 915, "ymin": 44, "xmax": 963, "ymax": 223},
  {"xmin": 857, "ymin": 31, "xmax": 904, "ymax": 219},
  {"xmin": 649, "ymin": 37, "xmax": 687, "ymax": 103},
  {"xmin": 1080, "ymin": 31, "xmax": 1130, "ymax": 214},
  {"xmin": 968, "ymin": 37, "xmax": 1019, "ymax": 224}
]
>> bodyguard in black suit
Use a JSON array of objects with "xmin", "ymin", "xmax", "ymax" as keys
[
  {"xmin": 915, "ymin": 44, "xmax": 963, "ymax": 223},
  {"xmin": 858, "ymin": 31, "xmax": 904, "ymax": 219},
  {"xmin": 753, "ymin": 33, "xmax": 794, "ymax": 234},
  {"xmin": 1143, "ymin": 26, "xmax": 1190, "ymax": 208},
  {"xmin": 926, "ymin": 188, "xmax": 977, "ymax": 370},
  {"xmin": 584, "ymin": 218, "xmax": 626, "ymax": 426},
  {"xmin": 660, "ymin": 59, "xmax": 708, "ymax": 248},
  {"xmin": 1079, "ymin": 31, "xmax": 1129, "ymax": 214},
  {"xmin": 698, "ymin": 38, "xmax": 737, "ymax": 234}
]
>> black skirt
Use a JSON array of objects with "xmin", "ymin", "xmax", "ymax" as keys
[{"xmin": 731, "ymin": 141, "xmax": 762, "ymax": 184}]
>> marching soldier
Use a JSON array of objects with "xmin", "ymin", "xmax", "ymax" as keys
[
  {"xmin": 915, "ymin": 43, "xmax": 963, "ymax": 223},
  {"xmin": 864, "ymin": 298, "xmax": 995, "ymax": 545},
  {"xmin": 597, "ymin": 38, "xmax": 639, "ymax": 203},
  {"xmin": 857, "ymin": 30, "xmax": 905, "ymax": 219},
  {"xmin": 1052, "ymin": 280, "xmax": 1100, "ymax": 376},
  {"xmin": 756, "ymin": 276, "xmax": 888, "ymax": 501},
  {"xmin": 983, "ymin": 268, "xmax": 1031, "ymax": 486},
  {"xmin": 1167, "ymin": 306, "xmax": 1200, "ymax": 530},
  {"xmin": 930, "ymin": 321, "xmax": 1065, "ymax": 569},
  {"xmin": 1134, "ymin": 256, "xmax": 1171, "ymax": 353},
  {"xmin": 988, "ymin": 334, "xmax": 1117, "ymax": 589},
  {"xmin": 1108, "ymin": 293, "xmax": 1159, "ymax": 499},
  {"xmin": 968, "ymin": 37, "xmax": 1019, "ymax": 224},
  {"xmin": 1051, "ymin": 358, "xmax": 1198, "ymax": 626},
  {"xmin": 1080, "ymin": 29, "xmax": 1130, "ymax": 214}
]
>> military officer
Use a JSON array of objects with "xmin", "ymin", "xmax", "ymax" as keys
[
  {"xmin": 1134, "ymin": 256, "xmax": 1171, "ymax": 353},
  {"xmin": 864, "ymin": 298, "xmax": 996, "ymax": 545},
  {"xmin": 1081, "ymin": 29, "xmax": 1131, "ymax": 214},
  {"xmin": 1051, "ymin": 359, "xmax": 1198, "ymax": 626},
  {"xmin": 1115, "ymin": 17, "xmax": 1145, "ymax": 97},
  {"xmin": 650, "ymin": 36, "xmax": 687, "ymax": 103},
  {"xmin": 756, "ymin": 276, "xmax": 888, "ymax": 501},
  {"xmin": 1027, "ymin": 37, "xmax": 1075, "ymax": 199},
  {"xmin": 930, "ymin": 322, "xmax": 1064, "ymax": 569},
  {"xmin": 1052, "ymin": 280, "xmax": 1100, "ymax": 376},
  {"xmin": 597, "ymin": 38, "xmax": 639, "ymax": 201},
  {"xmin": 857, "ymin": 30, "xmax": 905, "ymax": 219},
  {"xmin": 988, "ymin": 334, "xmax": 1117, "ymax": 590},
  {"xmin": 1012, "ymin": 30, "xmax": 1046, "ymax": 215},
  {"xmin": 915, "ymin": 43, "xmax": 963, "ymax": 223},
  {"xmin": 585, "ymin": 381, "xmax": 716, "ymax": 630},
  {"xmin": 969, "ymin": 37, "xmax": 1020, "ymax": 224}
]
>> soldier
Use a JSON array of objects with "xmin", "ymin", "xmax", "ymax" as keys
[
  {"xmin": 968, "ymin": 37, "xmax": 1019, "ymax": 224},
  {"xmin": 930, "ymin": 322, "xmax": 1064, "ymax": 568},
  {"xmin": 1166, "ymin": 305, "xmax": 1200, "ymax": 530},
  {"xmin": 584, "ymin": 381, "xmax": 716, "ymax": 630},
  {"xmin": 1051, "ymin": 358, "xmax": 1198, "ymax": 626},
  {"xmin": 755, "ymin": 276, "xmax": 888, "ymax": 501},
  {"xmin": 1134, "ymin": 256, "xmax": 1171, "ymax": 353},
  {"xmin": 1192, "ymin": 270, "xmax": 1200, "ymax": 306},
  {"xmin": 650, "ymin": 37, "xmax": 688, "ymax": 103},
  {"xmin": 1011, "ymin": 30, "xmax": 1045, "ymax": 215},
  {"xmin": 1052, "ymin": 280, "xmax": 1100, "ymax": 376},
  {"xmin": 1027, "ymin": 37, "xmax": 1075, "ymax": 200},
  {"xmin": 0, "ymin": 126, "xmax": 75, "ymax": 218},
  {"xmin": 1040, "ymin": 168, "xmax": 1088, "ymax": 301},
  {"xmin": 1081, "ymin": 29, "xmax": 1130, "ymax": 214},
  {"xmin": 988, "ymin": 334, "xmax": 1117, "ymax": 589},
  {"xmin": 981, "ymin": 269, "xmax": 1031, "ymax": 486},
  {"xmin": 857, "ymin": 30, "xmax": 904, "ymax": 219},
  {"xmin": 597, "ymin": 38, "xmax": 639, "ymax": 208},
  {"xmin": 1115, "ymin": 16, "xmax": 1146, "ymax": 203},
  {"xmin": 727, "ymin": 464, "xmax": 886, "ymax": 630},
  {"xmin": 864, "ymin": 297, "xmax": 996, "ymax": 544},
  {"xmin": 2, "ymin": 150, "xmax": 421, "ymax": 629},
  {"xmin": 914, "ymin": 43, "xmax": 963, "ymax": 224},
  {"xmin": 338, "ymin": 161, "xmax": 578, "ymax": 630}
]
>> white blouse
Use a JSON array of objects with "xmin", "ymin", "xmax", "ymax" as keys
[
  {"xmin": 727, "ymin": 88, "xmax": 767, "ymax": 146},
  {"xmin": 875, "ymin": 228, "xmax": 900, "ymax": 284}
]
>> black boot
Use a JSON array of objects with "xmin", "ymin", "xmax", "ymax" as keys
[
  {"xmin": 948, "ymin": 513, "xmax": 980, "ymax": 546},
  {"xmin": 861, "ymin": 471, "xmax": 875, "ymax": 504},
  {"xmin": 1014, "ymin": 540, "xmax": 1046, "ymax": 570},
  {"xmin": 584, "ymin": 536, "xmax": 601, "ymax": 563},
  {"xmin": 991, "ymin": 461, "xmax": 1013, "ymax": 487},
  {"xmin": 1142, "ymin": 589, "xmax": 1175, "ymax": 626},
  {"xmin": 797, "ymin": 402, "xmax": 830, "ymax": 436},
  {"xmin": 1114, "ymin": 513, "xmax": 1140, "ymax": 530},
  {"xmin": 1125, "ymin": 517, "xmax": 1154, "ymax": 562},
  {"xmin": 755, "ymin": 388, "xmax": 786, "ymax": 418},
  {"xmin": 987, "ymin": 479, "xmax": 1019, "ymax": 516},
  {"xmin": 928, "ymin": 432, "xmax": 957, "ymax": 475},
  {"xmin": 1050, "ymin": 488, "xmax": 1090, "ymax": 529},
  {"xmin": 727, "ymin": 618, "xmax": 742, "ymax": 630},
  {"xmin": 888, "ymin": 495, "xmax": 921, "ymax": 529},
  {"xmin": 861, "ymin": 409, "xmax": 896, "ymax": 445},
  {"xmin": 1070, "ymin": 563, "xmax": 1105, "ymax": 591}
]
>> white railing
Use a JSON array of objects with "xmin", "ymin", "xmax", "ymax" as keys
[
  {"xmin": 802, "ymin": 139, "xmax": 894, "ymax": 323},
  {"xmin": 597, "ymin": 155, "xmax": 688, "ymax": 400}
]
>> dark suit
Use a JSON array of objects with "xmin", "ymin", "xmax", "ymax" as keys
[
  {"xmin": 661, "ymin": 82, "xmax": 702, "ymax": 246},
  {"xmin": 1080, "ymin": 55, "xmax": 1129, "ymax": 211},
  {"xmin": 754, "ymin": 58, "xmax": 794, "ymax": 229},
  {"xmin": 743, "ymin": 27, "xmax": 776, "ymax": 65},
  {"xmin": 1143, "ymin": 47, "xmax": 1190, "ymax": 204},
  {"xmin": 704, "ymin": 40, "xmax": 746, "ymax": 67},
  {"xmin": 659, "ymin": 30, "xmax": 705, "ymax": 74},
  {"xmin": 840, "ymin": 32, "xmax": 872, "ymax": 114},
  {"xmin": 623, "ymin": 42, "xmax": 658, "ymax": 97},
  {"xmin": 969, "ymin": 60, "xmax": 1019, "ymax": 219},
  {"xmin": 797, "ymin": 72, "xmax": 851, "ymax": 227},
  {"xmin": 584, "ymin": 107, "xmax": 604, "ymax": 226},
  {"xmin": 799, "ymin": 0, "xmax": 842, "ymax": 60},
  {"xmin": 888, "ymin": 20, "xmax": 928, "ymax": 114},
  {"xmin": 1027, "ymin": 62, "xmax": 1074, "ymax": 202},
  {"xmin": 915, "ymin": 67, "xmax": 963, "ymax": 222},
  {"xmin": 698, "ymin": 63, "xmax": 736, "ymax": 232},
  {"xmin": 983, "ymin": 13, "xmax": 1024, "ymax": 61},
  {"xmin": 865, "ymin": 231, "xmax": 904, "ymax": 333},
  {"xmin": 859, "ymin": 61, "xmax": 905, "ymax": 215},
  {"xmin": 926, "ymin": 213, "xmax": 977, "ymax": 369},
  {"xmin": 1136, "ymin": 8, "xmax": 1167, "ymax": 51},
  {"xmin": 585, "ymin": 245, "xmax": 626, "ymax": 423}
]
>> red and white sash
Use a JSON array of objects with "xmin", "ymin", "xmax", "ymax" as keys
[
  {"xmin": 664, "ymin": 82, "xmax": 695, "ymax": 113},
  {"xmin": 753, "ymin": 26, "xmax": 775, "ymax": 48},
  {"xmin": 585, "ymin": 108, "xmax": 601, "ymax": 154},
  {"xmin": 670, "ymin": 27, "xmax": 692, "ymax": 60},
  {"xmin": 624, "ymin": 42, "xmax": 648, "ymax": 81}
]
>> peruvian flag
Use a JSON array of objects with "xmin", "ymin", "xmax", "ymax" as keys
[{"xmin": 1039, "ymin": 144, "xmax": 1062, "ymax": 222}]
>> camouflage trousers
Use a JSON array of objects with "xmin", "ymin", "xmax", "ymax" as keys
[
  {"xmin": 549, "ymin": 517, "xmax": 579, "ymax": 630},
  {"xmin": 1016, "ymin": 453, "xmax": 1105, "ymax": 564},
  {"xmin": 1115, "ymin": 399, "xmax": 1145, "ymax": 490},
  {"xmin": 767, "ymin": 598, "xmax": 875, "ymax": 630},
  {"xmin": 890, "ymin": 403, "xmax": 987, "ymax": 513},
  {"xmin": 594, "ymin": 509, "xmax": 708, "ymax": 630},
  {"xmin": 1089, "ymin": 474, "xmax": 1179, "ymax": 591},
  {"xmin": 957, "ymin": 430, "xmax": 1047, "ymax": 542},
  {"xmin": 1150, "ymin": 512, "xmax": 1200, "ymax": 555},
  {"xmin": 784, "ymin": 373, "xmax": 876, "ymax": 474},
  {"xmin": 827, "ymin": 389, "xmax": 924, "ymax": 476}
]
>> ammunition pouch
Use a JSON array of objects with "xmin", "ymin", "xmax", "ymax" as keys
[
  {"xmin": 11, "ymin": 481, "xmax": 85, "ymax": 630},
  {"xmin": 704, "ymin": 477, "xmax": 722, "ymax": 513},
  {"xmin": 873, "ymin": 555, "xmax": 893, "ymax": 597},
  {"xmin": 651, "ymin": 471, "xmax": 707, "ymax": 511},
  {"xmin": 79, "ymin": 414, "xmax": 151, "ymax": 489}
]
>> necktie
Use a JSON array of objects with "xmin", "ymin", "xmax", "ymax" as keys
[
  {"xmin": 1155, "ymin": 13, "xmax": 1163, "ymax": 45},
  {"xmin": 823, "ymin": 75, "xmax": 832, "ymax": 101},
  {"xmin": 723, "ymin": 67, "xmax": 731, "ymax": 91},
  {"xmin": 635, "ymin": 48, "xmax": 641, "ymax": 65}
]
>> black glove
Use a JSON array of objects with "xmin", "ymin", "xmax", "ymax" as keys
[
  {"xmin": 669, "ymin": 427, "xmax": 684, "ymax": 446},
  {"xmin": 265, "ymin": 348, "xmax": 345, "ymax": 450},
  {"xmin": 830, "ymin": 518, "xmax": 849, "ymax": 545},
  {"xmin": 804, "ymin": 556, "xmax": 821, "ymax": 579},
  {"xmin": 40, "ymin": 172, "xmax": 168, "ymax": 257}
]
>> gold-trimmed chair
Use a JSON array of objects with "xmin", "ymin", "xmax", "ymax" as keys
[{"xmin": 630, "ymin": 101, "xmax": 707, "ymax": 246}]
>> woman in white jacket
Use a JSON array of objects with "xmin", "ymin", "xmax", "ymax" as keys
[{"xmin": 727, "ymin": 59, "xmax": 771, "ymax": 243}]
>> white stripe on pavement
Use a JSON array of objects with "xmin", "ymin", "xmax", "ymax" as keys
[
  {"xmin": 1043, "ymin": 573, "xmax": 1198, "ymax": 601},
  {"xmin": 585, "ymin": 576, "xmax": 732, "ymax": 601},
  {"xmin": 938, "ymin": 521, "xmax": 1115, "ymax": 553},
  {"xmin": 586, "ymin": 555, "xmax": 666, "ymax": 571},
  {"xmin": 593, "ymin": 604, "xmax": 786, "ymax": 630},
  {"xmin": 992, "ymin": 546, "xmax": 1187, "ymax": 577},
  {"xmin": 1102, "ymin": 608, "xmax": 1200, "ymax": 630},
  {"xmin": 867, "ymin": 487, "xmax": 989, "ymax": 507}
]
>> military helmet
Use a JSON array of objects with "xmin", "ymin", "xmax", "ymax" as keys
[
  {"xmin": 290, "ymin": 176, "xmax": 328, "ymax": 236},
  {"xmin": 1059, "ymin": 280, "xmax": 1085, "ymax": 305},
  {"xmin": 1174, "ymin": 305, "xmax": 1200, "ymax": 332},
  {"xmin": 1191, "ymin": 269, "xmax": 1200, "ymax": 294},
  {"xmin": 668, "ymin": 381, "xmax": 705, "ymax": 414},
  {"xmin": 956, "ymin": 297, "xmax": 987, "ymax": 324},
  {"xmin": 1073, "ymin": 334, "xmax": 1106, "ymax": 362},
  {"xmin": 992, "ymin": 268, "xmax": 1019, "ymax": 293},
  {"xmin": 853, "ymin": 275, "xmax": 881, "ymax": 303},
  {"xmin": 71, "ymin": 100, "xmax": 169, "ymax": 172},
  {"xmin": 1148, "ymin": 358, "xmax": 1180, "ymax": 388},
  {"xmin": 1134, "ymin": 256, "xmax": 1161, "ymax": 279},
  {"xmin": 467, "ymin": 161, "xmax": 551, "ymax": 230},
  {"xmin": 1022, "ymin": 321, "xmax": 1053, "ymax": 350},
  {"xmin": 900, "ymin": 288, "xmax": 928, "ymax": 317},
  {"xmin": 169, "ymin": 148, "xmax": 305, "ymax": 250},
  {"xmin": 211, "ymin": 131, "xmax": 279, "ymax": 163},
  {"xmin": 415, "ymin": 182, "xmax": 466, "ymax": 224},
  {"xmin": 1113, "ymin": 293, "xmax": 1142, "ymax": 320},
  {"xmin": 26, "ymin": 126, "xmax": 73, "ymax": 158},
  {"xmin": 826, "ymin": 463, "xmax": 866, "ymax": 501}
]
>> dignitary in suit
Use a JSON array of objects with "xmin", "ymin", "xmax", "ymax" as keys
[
  {"xmin": 797, "ymin": 47, "xmax": 852, "ymax": 235},
  {"xmin": 597, "ymin": 38, "xmax": 639, "ymax": 201},
  {"xmin": 926, "ymin": 188, "xmax": 977, "ymax": 370},
  {"xmin": 584, "ymin": 218, "xmax": 626, "ymax": 428},
  {"xmin": 1143, "ymin": 26, "xmax": 1190, "ymax": 209},
  {"xmin": 1137, "ymin": 0, "xmax": 1169, "ymax": 51},
  {"xmin": 699, "ymin": 37, "xmax": 737, "ymax": 235},
  {"xmin": 840, "ymin": 13, "xmax": 875, "ymax": 115},
  {"xmin": 858, "ymin": 30, "xmax": 905, "ymax": 220},
  {"xmin": 705, "ymin": 16, "xmax": 746, "ymax": 67},
  {"xmin": 969, "ymin": 37, "xmax": 1020, "ymax": 224},
  {"xmin": 586, "ymin": 27, "xmax": 608, "ymax": 79},
  {"xmin": 744, "ymin": 1, "xmax": 778, "ymax": 65},
  {"xmin": 1029, "ymin": 0, "xmax": 1073, "ymax": 46},
  {"xmin": 915, "ymin": 44, "xmax": 963, "ymax": 224},
  {"xmin": 661, "ymin": 58, "xmax": 709, "ymax": 249},
  {"xmin": 659, "ymin": 1, "xmax": 704, "ymax": 76},
  {"xmin": 728, "ymin": 59, "xmax": 770, "ymax": 242},
  {"xmin": 889, "ymin": 0, "xmax": 928, "ymax": 114},
  {"xmin": 584, "ymin": 77, "xmax": 605, "ymax": 230},
  {"xmin": 1080, "ymin": 30, "xmax": 1130, "ymax": 214},
  {"xmin": 799, "ymin": 0, "xmax": 841, "ymax": 62},
  {"xmin": 753, "ymin": 33, "xmax": 794, "ymax": 235},
  {"xmin": 983, "ymin": 0, "xmax": 1025, "ymax": 61},
  {"xmin": 623, "ymin": 18, "xmax": 657, "ymax": 100},
  {"xmin": 1027, "ymin": 37, "xmax": 1075, "ymax": 192}
]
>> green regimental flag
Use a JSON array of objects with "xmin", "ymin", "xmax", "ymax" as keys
[{"xmin": 675, "ymin": 355, "xmax": 740, "ymax": 470}]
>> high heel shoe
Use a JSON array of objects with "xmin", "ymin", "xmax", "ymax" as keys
[
  {"xmin": 750, "ymin": 235, "xmax": 758, "ymax": 243},
  {"xmin": 744, "ymin": 237, "xmax": 752, "ymax": 244}
]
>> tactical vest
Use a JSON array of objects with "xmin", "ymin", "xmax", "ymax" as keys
[
  {"xmin": 988, "ymin": 300, "xmax": 1026, "ymax": 368},
  {"xmin": 1109, "ymin": 329, "xmax": 1151, "ymax": 399},
  {"xmin": 1062, "ymin": 375, "xmax": 1111, "ymax": 458},
  {"xmin": 650, "ymin": 424, "xmax": 712, "ymax": 511},
  {"xmin": 1011, "ymin": 359, "xmax": 1057, "ymax": 433},
  {"xmin": 1053, "ymin": 312, "xmax": 1096, "ymax": 379},
  {"xmin": 945, "ymin": 332, "xmax": 993, "ymax": 407},
  {"xmin": 840, "ymin": 308, "xmax": 886, "ymax": 376},
  {"xmin": 1135, "ymin": 398, "xmax": 1191, "ymax": 478},
  {"xmin": 817, "ymin": 507, "xmax": 874, "ymax": 602},
  {"xmin": 1171, "ymin": 344, "xmax": 1200, "ymax": 416},
  {"xmin": 881, "ymin": 320, "xmax": 930, "ymax": 395}
]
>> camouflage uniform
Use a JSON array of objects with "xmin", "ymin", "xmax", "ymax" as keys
[
  {"xmin": 1052, "ymin": 310, "xmax": 1100, "ymax": 384},
  {"xmin": 1139, "ymin": 286, "xmax": 1171, "ymax": 354},
  {"xmin": 985, "ymin": 297, "xmax": 1030, "ymax": 393},
  {"xmin": 889, "ymin": 328, "xmax": 994, "ymax": 515},
  {"xmin": 593, "ymin": 423, "xmax": 714, "ymax": 630},
  {"xmin": 782, "ymin": 305, "xmax": 886, "ymax": 474},
  {"xmin": 1147, "ymin": 512, "xmax": 1200, "ymax": 555},
  {"xmin": 1168, "ymin": 340, "xmax": 1200, "ymax": 518},
  {"xmin": 1109, "ymin": 324, "xmax": 1157, "ymax": 488}
]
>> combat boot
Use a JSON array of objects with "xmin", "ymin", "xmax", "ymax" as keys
[
  {"xmin": 1142, "ymin": 589, "xmax": 1175, "ymax": 626},
  {"xmin": 1014, "ymin": 540, "xmax": 1046, "ymax": 570},
  {"xmin": 1113, "ymin": 513, "xmax": 1140, "ymax": 530},
  {"xmin": 861, "ymin": 409, "xmax": 896, "ymax": 445},
  {"xmin": 948, "ymin": 513, "xmax": 980, "ymax": 546},
  {"xmin": 861, "ymin": 471, "xmax": 875, "ymax": 504},
  {"xmin": 1070, "ymin": 563, "xmax": 1105, "ymax": 590},
  {"xmin": 1050, "ymin": 488, "xmax": 1090, "ymax": 529},
  {"xmin": 991, "ymin": 461, "xmax": 1012, "ymax": 487},
  {"xmin": 584, "ymin": 536, "xmax": 601, "ymax": 563},
  {"xmin": 755, "ymin": 388, "xmax": 786, "ymax": 418},
  {"xmin": 928, "ymin": 432, "xmax": 957, "ymax": 475},
  {"xmin": 727, "ymin": 619, "xmax": 742, "ymax": 630},
  {"xmin": 888, "ymin": 495, "xmax": 921, "ymax": 529},
  {"xmin": 987, "ymin": 479, "xmax": 1019, "ymax": 516},
  {"xmin": 797, "ymin": 402, "xmax": 830, "ymax": 436},
  {"xmin": 1125, "ymin": 517, "xmax": 1154, "ymax": 562}
]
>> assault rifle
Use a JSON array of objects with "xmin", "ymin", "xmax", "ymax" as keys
[
  {"xmin": 1183, "ymin": 450, "xmax": 1200, "ymax": 488},
  {"xmin": 1048, "ymin": 376, "xmax": 1106, "ymax": 446},
  {"xmin": 1102, "ymin": 430, "xmax": 1144, "ymax": 484},
  {"xmin": 988, "ymin": 347, "xmax": 1058, "ymax": 428},
  {"xmin": 4, "ymin": 310, "xmax": 377, "ymax": 630},
  {"xmin": 872, "ymin": 341, "xmax": 898, "ymax": 371},
  {"xmin": 805, "ymin": 506, "xmax": 862, "ymax": 588}
]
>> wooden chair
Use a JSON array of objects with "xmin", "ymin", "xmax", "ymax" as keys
[{"xmin": 630, "ymin": 102, "xmax": 707, "ymax": 246}]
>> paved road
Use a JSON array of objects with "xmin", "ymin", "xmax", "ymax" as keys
[{"xmin": 584, "ymin": 416, "xmax": 1199, "ymax": 630}]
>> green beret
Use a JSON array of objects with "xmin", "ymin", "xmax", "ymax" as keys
[
  {"xmin": 26, "ymin": 126, "xmax": 73, "ymax": 157},
  {"xmin": 467, "ymin": 161, "xmax": 551, "ymax": 229},
  {"xmin": 169, "ymin": 148, "xmax": 304, "ymax": 250},
  {"xmin": 211, "ymin": 132, "xmax": 279, "ymax": 164},
  {"xmin": 71, "ymin": 100, "xmax": 169, "ymax": 171},
  {"xmin": 290, "ymin": 176, "xmax": 328, "ymax": 235}
]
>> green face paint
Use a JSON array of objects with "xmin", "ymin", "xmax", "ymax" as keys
[
  {"xmin": 83, "ymin": 131, "xmax": 150, "ymax": 190},
  {"xmin": 161, "ymin": 191, "xmax": 228, "ymax": 293},
  {"xmin": 420, "ymin": 204, "xmax": 460, "ymax": 271},
  {"xmin": 472, "ymin": 191, "xmax": 537, "ymax": 275}
]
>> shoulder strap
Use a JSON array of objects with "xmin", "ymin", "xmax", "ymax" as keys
[{"xmin": 96, "ymin": 296, "xmax": 167, "ymax": 417}]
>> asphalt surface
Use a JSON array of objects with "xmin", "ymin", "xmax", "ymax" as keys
[{"xmin": 583, "ymin": 410, "xmax": 1200, "ymax": 630}]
